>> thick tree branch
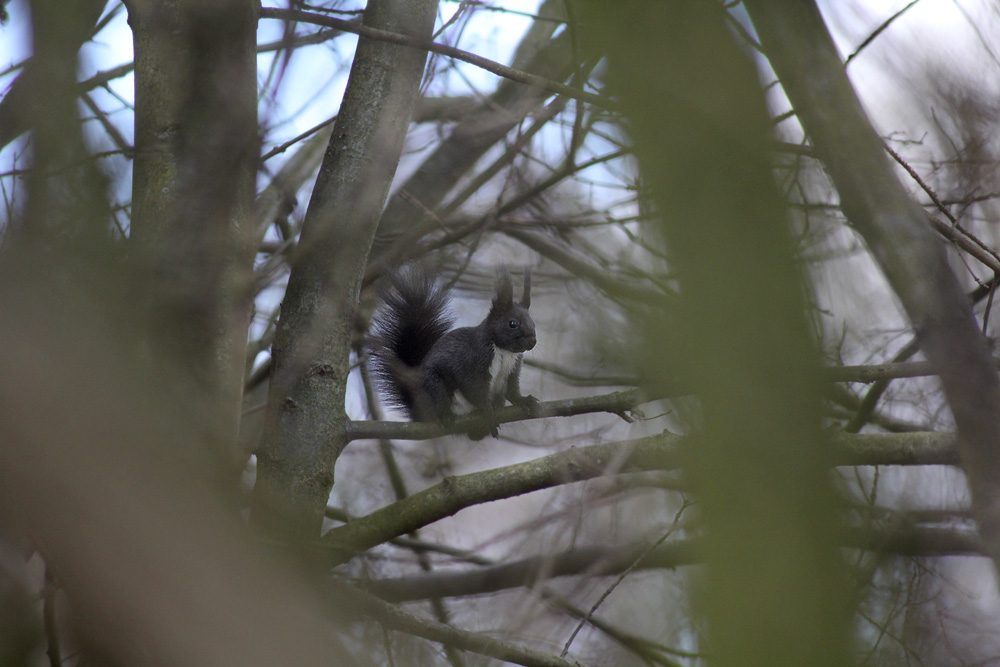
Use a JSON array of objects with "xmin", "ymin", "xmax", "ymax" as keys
[
  {"xmin": 127, "ymin": 1, "xmax": 259, "ymax": 477},
  {"xmin": 326, "ymin": 430, "xmax": 957, "ymax": 564},
  {"xmin": 251, "ymin": 0, "xmax": 440, "ymax": 540},
  {"xmin": 745, "ymin": 0, "xmax": 1000, "ymax": 573},
  {"xmin": 0, "ymin": 0, "xmax": 107, "ymax": 149},
  {"xmin": 823, "ymin": 357, "xmax": 1000, "ymax": 383},
  {"xmin": 324, "ymin": 434, "xmax": 681, "ymax": 561},
  {"xmin": 129, "ymin": 0, "xmax": 257, "ymax": 434}
]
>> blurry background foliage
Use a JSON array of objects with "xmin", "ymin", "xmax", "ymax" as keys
[{"xmin": 2, "ymin": 1, "xmax": 1000, "ymax": 666}]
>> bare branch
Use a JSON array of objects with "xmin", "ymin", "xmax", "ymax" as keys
[
  {"xmin": 746, "ymin": 0, "xmax": 1000, "ymax": 573},
  {"xmin": 364, "ymin": 524, "xmax": 982, "ymax": 603},
  {"xmin": 342, "ymin": 583, "xmax": 592, "ymax": 667},
  {"xmin": 326, "ymin": 430, "xmax": 958, "ymax": 563},
  {"xmin": 259, "ymin": 6, "xmax": 613, "ymax": 111},
  {"xmin": 324, "ymin": 433, "xmax": 681, "ymax": 561},
  {"xmin": 345, "ymin": 390, "xmax": 644, "ymax": 442}
]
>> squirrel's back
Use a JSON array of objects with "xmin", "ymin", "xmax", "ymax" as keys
[{"xmin": 369, "ymin": 270, "xmax": 454, "ymax": 416}]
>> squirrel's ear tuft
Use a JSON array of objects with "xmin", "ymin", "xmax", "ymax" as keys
[
  {"xmin": 521, "ymin": 268, "xmax": 531, "ymax": 308},
  {"xmin": 493, "ymin": 267, "xmax": 514, "ymax": 308}
]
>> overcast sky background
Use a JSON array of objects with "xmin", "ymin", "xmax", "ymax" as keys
[{"xmin": 1, "ymin": 0, "xmax": 998, "ymax": 219}]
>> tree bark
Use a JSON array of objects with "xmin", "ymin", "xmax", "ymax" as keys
[
  {"xmin": 127, "ymin": 0, "xmax": 259, "ymax": 477},
  {"xmin": 251, "ymin": 0, "xmax": 440, "ymax": 541}
]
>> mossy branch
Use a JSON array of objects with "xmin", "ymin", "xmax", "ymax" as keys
[{"xmin": 325, "ymin": 430, "xmax": 958, "ymax": 564}]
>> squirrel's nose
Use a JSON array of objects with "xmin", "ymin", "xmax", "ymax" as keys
[{"xmin": 521, "ymin": 334, "xmax": 536, "ymax": 351}]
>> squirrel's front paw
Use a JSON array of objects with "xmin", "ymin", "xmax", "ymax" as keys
[
  {"xmin": 467, "ymin": 424, "xmax": 496, "ymax": 441},
  {"xmin": 468, "ymin": 415, "xmax": 500, "ymax": 440},
  {"xmin": 514, "ymin": 394, "xmax": 540, "ymax": 415}
]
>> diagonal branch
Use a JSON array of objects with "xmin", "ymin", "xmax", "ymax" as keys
[
  {"xmin": 746, "ymin": 0, "xmax": 1000, "ymax": 574},
  {"xmin": 340, "ymin": 583, "xmax": 591, "ymax": 667},
  {"xmin": 325, "ymin": 430, "xmax": 958, "ymax": 564},
  {"xmin": 259, "ymin": 6, "xmax": 612, "ymax": 111},
  {"xmin": 370, "ymin": 1, "xmax": 579, "ymax": 263},
  {"xmin": 324, "ymin": 434, "xmax": 682, "ymax": 561}
]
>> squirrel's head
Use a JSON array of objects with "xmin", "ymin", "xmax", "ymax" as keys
[{"xmin": 487, "ymin": 267, "xmax": 536, "ymax": 353}]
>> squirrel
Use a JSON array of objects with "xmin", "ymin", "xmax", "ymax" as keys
[{"xmin": 369, "ymin": 266, "xmax": 539, "ymax": 438}]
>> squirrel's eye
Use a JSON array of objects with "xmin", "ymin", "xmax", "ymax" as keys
[{"xmin": 508, "ymin": 319, "xmax": 518, "ymax": 329}]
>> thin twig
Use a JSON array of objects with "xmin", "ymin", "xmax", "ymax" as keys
[
  {"xmin": 984, "ymin": 277, "xmax": 998, "ymax": 336},
  {"xmin": 883, "ymin": 142, "xmax": 1000, "ymax": 272},
  {"xmin": 43, "ymin": 569, "xmax": 61, "ymax": 667},
  {"xmin": 560, "ymin": 500, "xmax": 691, "ymax": 658},
  {"xmin": 260, "ymin": 114, "xmax": 337, "ymax": 163},
  {"xmin": 259, "ymin": 6, "xmax": 615, "ymax": 110},
  {"xmin": 844, "ymin": 0, "xmax": 922, "ymax": 67},
  {"xmin": 343, "ymin": 583, "xmax": 592, "ymax": 667}
]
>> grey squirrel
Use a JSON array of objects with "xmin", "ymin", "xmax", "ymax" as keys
[{"xmin": 369, "ymin": 267, "xmax": 538, "ymax": 438}]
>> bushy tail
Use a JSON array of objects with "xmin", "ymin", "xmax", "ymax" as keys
[{"xmin": 369, "ymin": 269, "xmax": 454, "ymax": 418}]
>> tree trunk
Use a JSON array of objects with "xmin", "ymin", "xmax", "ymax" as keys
[
  {"xmin": 251, "ymin": 0, "xmax": 441, "ymax": 542},
  {"xmin": 127, "ymin": 0, "xmax": 259, "ymax": 480}
]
